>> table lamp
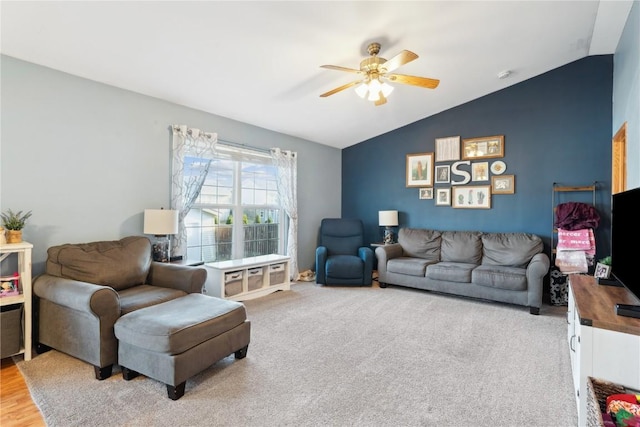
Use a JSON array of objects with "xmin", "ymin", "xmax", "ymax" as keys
[
  {"xmin": 144, "ymin": 208, "xmax": 179, "ymax": 262},
  {"xmin": 378, "ymin": 210, "xmax": 399, "ymax": 244}
]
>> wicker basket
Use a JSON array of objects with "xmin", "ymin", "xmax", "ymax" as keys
[{"xmin": 586, "ymin": 377, "xmax": 627, "ymax": 427}]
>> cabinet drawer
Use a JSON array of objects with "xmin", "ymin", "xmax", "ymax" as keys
[
  {"xmin": 269, "ymin": 263, "xmax": 286, "ymax": 285},
  {"xmin": 224, "ymin": 271, "xmax": 243, "ymax": 297},
  {"xmin": 247, "ymin": 267, "xmax": 264, "ymax": 291}
]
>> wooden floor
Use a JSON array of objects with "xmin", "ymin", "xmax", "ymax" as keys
[{"xmin": 0, "ymin": 357, "xmax": 45, "ymax": 427}]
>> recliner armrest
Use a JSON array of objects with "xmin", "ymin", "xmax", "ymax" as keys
[
  {"xmin": 147, "ymin": 262, "xmax": 207, "ymax": 294},
  {"xmin": 315, "ymin": 246, "xmax": 328, "ymax": 284},
  {"xmin": 33, "ymin": 274, "xmax": 120, "ymax": 318}
]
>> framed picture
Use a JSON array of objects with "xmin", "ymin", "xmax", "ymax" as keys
[
  {"xmin": 491, "ymin": 174, "xmax": 515, "ymax": 194},
  {"xmin": 471, "ymin": 162, "xmax": 489, "ymax": 182},
  {"xmin": 594, "ymin": 262, "xmax": 611, "ymax": 279},
  {"xmin": 419, "ymin": 188, "xmax": 433, "ymax": 199},
  {"xmin": 435, "ymin": 188, "xmax": 451, "ymax": 206},
  {"xmin": 406, "ymin": 152, "xmax": 434, "ymax": 187},
  {"xmin": 452, "ymin": 185, "xmax": 491, "ymax": 209},
  {"xmin": 435, "ymin": 165, "xmax": 450, "ymax": 184},
  {"xmin": 462, "ymin": 135, "xmax": 504, "ymax": 160},
  {"xmin": 435, "ymin": 136, "xmax": 460, "ymax": 162}
]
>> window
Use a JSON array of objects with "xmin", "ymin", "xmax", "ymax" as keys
[{"xmin": 183, "ymin": 147, "xmax": 284, "ymax": 262}]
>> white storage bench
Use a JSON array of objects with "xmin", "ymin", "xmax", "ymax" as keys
[{"xmin": 205, "ymin": 254, "xmax": 291, "ymax": 301}]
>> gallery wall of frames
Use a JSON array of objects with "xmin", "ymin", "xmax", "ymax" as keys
[{"xmin": 407, "ymin": 135, "xmax": 514, "ymax": 209}]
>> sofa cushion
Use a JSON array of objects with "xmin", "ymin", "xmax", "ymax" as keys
[
  {"xmin": 472, "ymin": 265, "xmax": 527, "ymax": 291},
  {"xmin": 398, "ymin": 228, "xmax": 441, "ymax": 260},
  {"xmin": 481, "ymin": 233, "xmax": 543, "ymax": 268},
  {"xmin": 387, "ymin": 257, "xmax": 435, "ymax": 277},
  {"xmin": 440, "ymin": 231, "xmax": 482, "ymax": 264},
  {"xmin": 426, "ymin": 262, "xmax": 476, "ymax": 283},
  {"xmin": 46, "ymin": 236, "xmax": 152, "ymax": 291},
  {"xmin": 118, "ymin": 284, "xmax": 187, "ymax": 315}
]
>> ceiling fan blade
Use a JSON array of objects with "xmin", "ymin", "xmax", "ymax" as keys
[
  {"xmin": 374, "ymin": 93, "xmax": 387, "ymax": 106},
  {"xmin": 320, "ymin": 80, "xmax": 361, "ymax": 97},
  {"xmin": 320, "ymin": 65, "xmax": 362, "ymax": 74},
  {"xmin": 386, "ymin": 73, "xmax": 440, "ymax": 89},
  {"xmin": 382, "ymin": 50, "xmax": 418, "ymax": 73}
]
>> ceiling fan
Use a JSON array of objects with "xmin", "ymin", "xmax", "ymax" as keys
[{"xmin": 320, "ymin": 42, "xmax": 440, "ymax": 106}]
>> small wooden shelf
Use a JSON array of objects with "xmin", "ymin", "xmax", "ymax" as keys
[{"xmin": 0, "ymin": 241, "xmax": 33, "ymax": 361}]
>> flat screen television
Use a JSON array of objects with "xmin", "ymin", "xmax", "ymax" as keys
[{"xmin": 610, "ymin": 186, "xmax": 640, "ymax": 319}]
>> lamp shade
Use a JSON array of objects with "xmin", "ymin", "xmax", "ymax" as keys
[
  {"xmin": 144, "ymin": 209, "xmax": 179, "ymax": 235},
  {"xmin": 378, "ymin": 210, "xmax": 399, "ymax": 227}
]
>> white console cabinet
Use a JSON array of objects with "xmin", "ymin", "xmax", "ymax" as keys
[
  {"xmin": 205, "ymin": 254, "xmax": 290, "ymax": 301},
  {"xmin": 567, "ymin": 274, "xmax": 640, "ymax": 426}
]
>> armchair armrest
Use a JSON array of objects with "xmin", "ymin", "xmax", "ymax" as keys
[
  {"xmin": 358, "ymin": 247, "xmax": 374, "ymax": 286},
  {"xmin": 315, "ymin": 246, "xmax": 328, "ymax": 284},
  {"xmin": 33, "ymin": 274, "xmax": 120, "ymax": 318},
  {"xmin": 147, "ymin": 262, "xmax": 207, "ymax": 294}
]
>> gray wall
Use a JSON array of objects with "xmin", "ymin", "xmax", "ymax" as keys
[
  {"xmin": 613, "ymin": 1, "xmax": 640, "ymax": 188},
  {"xmin": 1, "ymin": 55, "xmax": 341, "ymax": 275}
]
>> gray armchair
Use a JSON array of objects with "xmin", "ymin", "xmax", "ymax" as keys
[
  {"xmin": 315, "ymin": 218, "xmax": 374, "ymax": 286},
  {"xmin": 33, "ymin": 236, "xmax": 207, "ymax": 380}
]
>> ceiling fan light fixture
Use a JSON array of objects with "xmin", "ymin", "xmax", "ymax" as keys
[
  {"xmin": 367, "ymin": 89, "xmax": 381, "ymax": 102},
  {"xmin": 368, "ymin": 78, "xmax": 382, "ymax": 94},
  {"xmin": 354, "ymin": 82, "xmax": 369, "ymax": 98},
  {"xmin": 380, "ymin": 81, "xmax": 394, "ymax": 97}
]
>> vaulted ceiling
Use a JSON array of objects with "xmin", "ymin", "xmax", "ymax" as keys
[{"xmin": 0, "ymin": 1, "xmax": 633, "ymax": 149}]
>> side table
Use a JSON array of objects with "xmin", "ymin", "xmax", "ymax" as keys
[{"xmin": 169, "ymin": 259, "xmax": 205, "ymax": 267}]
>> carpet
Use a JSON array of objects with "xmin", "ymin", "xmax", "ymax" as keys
[{"xmin": 17, "ymin": 282, "xmax": 577, "ymax": 426}]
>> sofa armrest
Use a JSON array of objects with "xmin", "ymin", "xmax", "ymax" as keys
[
  {"xmin": 526, "ymin": 252, "xmax": 551, "ymax": 309},
  {"xmin": 374, "ymin": 244, "xmax": 403, "ymax": 275},
  {"xmin": 147, "ymin": 262, "xmax": 207, "ymax": 294},
  {"xmin": 33, "ymin": 274, "xmax": 120, "ymax": 318}
]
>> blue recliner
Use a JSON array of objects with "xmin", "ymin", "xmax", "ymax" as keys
[{"xmin": 315, "ymin": 218, "xmax": 374, "ymax": 286}]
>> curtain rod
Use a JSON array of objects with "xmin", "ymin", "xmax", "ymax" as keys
[
  {"xmin": 217, "ymin": 138, "xmax": 272, "ymax": 155},
  {"xmin": 170, "ymin": 125, "xmax": 272, "ymax": 155}
]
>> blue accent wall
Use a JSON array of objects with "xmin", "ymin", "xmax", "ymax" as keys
[{"xmin": 343, "ymin": 56, "xmax": 613, "ymax": 259}]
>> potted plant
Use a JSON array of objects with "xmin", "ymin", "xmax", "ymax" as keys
[{"xmin": 1, "ymin": 209, "xmax": 32, "ymax": 243}]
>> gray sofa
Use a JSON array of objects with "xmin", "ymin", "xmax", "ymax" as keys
[
  {"xmin": 33, "ymin": 236, "xmax": 207, "ymax": 379},
  {"xmin": 375, "ymin": 228, "xmax": 550, "ymax": 314}
]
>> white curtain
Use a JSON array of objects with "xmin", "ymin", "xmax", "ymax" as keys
[
  {"xmin": 171, "ymin": 125, "xmax": 217, "ymax": 257},
  {"xmin": 271, "ymin": 148, "xmax": 299, "ymax": 280}
]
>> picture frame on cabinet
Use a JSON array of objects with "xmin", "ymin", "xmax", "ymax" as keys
[
  {"xmin": 406, "ymin": 152, "xmax": 434, "ymax": 187},
  {"xmin": 462, "ymin": 135, "xmax": 504, "ymax": 160},
  {"xmin": 491, "ymin": 175, "xmax": 515, "ymax": 194},
  {"xmin": 452, "ymin": 185, "xmax": 491, "ymax": 209},
  {"xmin": 435, "ymin": 188, "xmax": 451, "ymax": 206}
]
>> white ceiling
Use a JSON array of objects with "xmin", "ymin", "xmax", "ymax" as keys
[{"xmin": 0, "ymin": 1, "xmax": 633, "ymax": 149}]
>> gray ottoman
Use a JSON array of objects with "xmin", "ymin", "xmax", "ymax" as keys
[{"xmin": 114, "ymin": 293, "xmax": 250, "ymax": 400}]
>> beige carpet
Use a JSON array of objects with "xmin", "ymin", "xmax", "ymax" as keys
[{"xmin": 17, "ymin": 282, "xmax": 577, "ymax": 426}]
